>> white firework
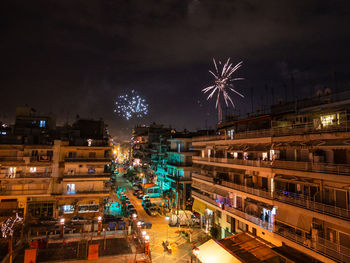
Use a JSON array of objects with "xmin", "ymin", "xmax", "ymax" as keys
[
  {"xmin": 202, "ymin": 58, "xmax": 244, "ymax": 123},
  {"xmin": 114, "ymin": 90, "xmax": 148, "ymax": 120}
]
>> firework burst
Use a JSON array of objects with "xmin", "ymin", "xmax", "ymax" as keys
[
  {"xmin": 114, "ymin": 90, "xmax": 148, "ymax": 120},
  {"xmin": 202, "ymin": 58, "xmax": 244, "ymax": 123}
]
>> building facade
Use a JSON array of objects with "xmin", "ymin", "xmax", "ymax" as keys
[
  {"xmin": 0, "ymin": 108, "xmax": 112, "ymax": 222},
  {"xmin": 191, "ymin": 92, "xmax": 350, "ymax": 263}
]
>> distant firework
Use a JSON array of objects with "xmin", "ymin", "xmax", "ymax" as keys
[{"xmin": 114, "ymin": 90, "xmax": 148, "ymax": 120}]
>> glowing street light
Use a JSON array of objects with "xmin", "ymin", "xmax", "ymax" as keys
[
  {"xmin": 60, "ymin": 218, "xmax": 65, "ymax": 238},
  {"xmin": 98, "ymin": 216, "xmax": 102, "ymax": 236}
]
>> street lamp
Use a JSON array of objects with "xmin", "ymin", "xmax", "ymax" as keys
[
  {"xmin": 165, "ymin": 216, "xmax": 170, "ymax": 242},
  {"xmin": 97, "ymin": 216, "xmax": 102, "ymax": 236},
  {"xmin": 60, "ymin": 218, "xmax": 65, "ymax": 238},
  {"xmin": 132, "ymin": 213, "xmax": 137, "ymax": 219}
]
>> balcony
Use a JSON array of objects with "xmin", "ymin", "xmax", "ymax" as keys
[
  {"xmin": 275, "ymin": 190, "xmax": 350, "ymax": 221},
  {"xmin": 192, "ymin": 121, "xmax": 350, "ymax": 143},
  {"xmin": 274, "ymin": 224, "xmax": 350, "ymax": 263},
  {"xmin": 64, "ymin": 157, "xmax": 111, "ymax": 162},
  {"xmin": 191, "ymin": 190, "xmax": 273, "ymax": 231},
  {"xmin": 193, "ymin": 156, "xmax": 350, "ymax": 176},
  {"xmin": 0, "ymin": 156, "xmax": 24, "ymax": 162},
  {"xmin": 0, "ymin": 172, "xmax": 52, "ymax": 179},
  {"xmin": 63, "ymin": 173, "xmax": 110, "ymax": 179},
  {"xmin": 192, "ymin": 172, "xmax": 350, "ymax": 220},
  {"xmin": 0, "ymin": 188, "xmax": 50, "ymax": 196}
]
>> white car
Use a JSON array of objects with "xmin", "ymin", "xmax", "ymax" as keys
[{"xmin": 143, "ymin": 195, "xmax": 150, "ymax": 201}]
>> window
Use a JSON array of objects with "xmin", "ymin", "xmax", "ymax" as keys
[
  {"xmin": 216, "ymin": 210, "xmax": 222, "ymax": 218},
  {"xmin": 226, "ymin": 215, "xmax": 231, "ymax": 223},
  {"xmin": 62, "ymin": 205, "xmax": 74, "ymax": 214},
  {"xmin": 66, "ymin": 184, "xmax": 75, "ymax": 194},
  {"xmin": 8, "ymin": 167, "xmax": 16, "ymax": 178},
  {"xmin": 29, "ymin": 167, "xmax": 37, "ymax": 173},
  {"xmin": 39, "ymin": 120, "xmax": 46, "ymax": 128},
  {"xmin": 87, "ymin": 139, "xmax": 93, "ymax": 147},
  {"xmin": 31, "ymin": 150, "xmax": 38, "ymax": 156},
  {"xmin": 88, "ymin": 168, "xmax": 95, "ymax": 174},
  {"xmin": 78, "ymin": 204, "xmax": 99, "ymax": 213},
  {"xmin": 68, "ymin": 152, "xmax": 76, "ymax": 158}
]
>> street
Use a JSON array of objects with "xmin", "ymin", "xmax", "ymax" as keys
[{"xmin": 117, "ymin": 173, "xmax": 208, "ymax": 263}]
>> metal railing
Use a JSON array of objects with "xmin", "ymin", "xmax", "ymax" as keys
[
  {"xmin": 192, "ymin": 172, "xmax": 350, "ymax": 220},
  {"xmin": 192, "ymin": 173, "xmax": 272, "ymax": 200},
  {"xmin": 192, "ymin": 191, "xmax": 273, "ymax": 232},
  {"xmin": 0, "ymin": 156, "xmax": 24, "ymax": 162},
  {"xmin": 192, "ymin": 121, "xmax": 350, "ymax": 143},
  {"xmin": 64, "ymin": 157, "xmax": 111, "ymax": 162},
  {"xmin": 0, "ymin": 172, "xmax": 53, "ymax": 179},
  {"xmin": 63, "ymin": 173, "xmax": 110, "ymax": 178},
  {"xmin": 0, "ymin": 189, "xmax": 50, "ymax": 195},
  {"xmin": 193, "ymin": 156, "xmax": 350, "ymax": 176},
  {"xmin": 275, "ymin": 190, "xmax": 350, "ymax": 220},
  {"xmin": 274, "ymin": 225, "xmax": 350, "ymax": 263}
]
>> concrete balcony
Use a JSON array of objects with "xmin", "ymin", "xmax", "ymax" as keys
[
  {"xmin": 275, "ymin": 190, "xmax": 350, "ymax": 220},
  {"xmin": 274, "ymin": 224, "xmax": 350, "ymax": 263},
  {"xmin": 62, "ymin": 173, "xmax": 110, "ymax": 179},
  {"xmin": 0, "ymin": 188, "xmax": 50, "ymax": 196},
  {"xmin": 193, "ymin": 121, "xmax": 350, "ymax": 143},
  {"xmin": 64, "ymin": 157, "xmax": 111, "ymax": 162},
  {"xmin": 191, "ymin": 190, "xmax": 273, "ymax": 232},
  {"xmin": 193, "ymin": 156, "xmax": 350, "ymax": 176},
  {"xmin": 0, "ymin": 172, "xmax": 52, "ymax": 179},
  {"xmin": 192, "ymin": 172, "xmax": 350, "ymax": 220}
]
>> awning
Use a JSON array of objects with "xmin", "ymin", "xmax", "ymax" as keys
[
  {"xmin": 192, "ymin": 199, "xmax": 207, "ymax": 215},
  {"xmin": 275, "ymin": 207, "xmax": 312, "ymax": 232},
  {"xmin": 197, "ymin": 239, "xmax": 241, "ymax": 263}
]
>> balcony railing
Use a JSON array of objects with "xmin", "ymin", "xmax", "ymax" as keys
[
  {"xmin": 0, "ymin": 156, "xmax": 24, "ymax": 162},
  {"xmin": 0, "ymin": 172, "xmax": 53, "ymax": 179},
  {"xmin": 63, "ymin": 173, "xmax": 110, "ymax": 179},
  {"xmin": 192, "ymin": 191, "xmax": 273, "ymax": 232},
  {"xmin": 192, "ymin": 121, "xmax": 350, "ymax": 143},
  {"xmin": 64, "ymin": 157, "xmax": 111, "ymax": 162},
  {"xmin": 275, "ymin": 190, "xmax": 350, "ymax": 220},
  {"xmin": 192, "ymin": 189, "xmax": 350, "ymax": 262},
  {"xmin": 274, "ymin": 225, "xmax": 350, "ymax": 263},
  {"xmin": 193, "ymin": 156, "xmax": 350, "ymax": 176},
  {"xmin": 0, "ymin": 189, "xmax": 50, "ymax": 196},
  {"xmin": 192, "ymin": 172, "xmax": 350, "ymax": 220}
]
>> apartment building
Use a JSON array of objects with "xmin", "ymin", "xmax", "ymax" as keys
[
  {"xmin": 191, "ymin": 91, "xmax": 350, "ymax": 263},
  {"xmin": 0, "ymin": 108, "xmax": 112, "ymax": 221}
]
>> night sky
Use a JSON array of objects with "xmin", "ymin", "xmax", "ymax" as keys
[{"xmin": 1, "ymin": 1, "xmax": 350, "ymax": 139}]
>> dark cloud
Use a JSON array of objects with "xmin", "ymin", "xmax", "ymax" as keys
[{"xmin": 1, "ymin": 0, "xmax": 350, "ymax": 138}]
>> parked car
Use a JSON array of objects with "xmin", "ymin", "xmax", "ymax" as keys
[
  {"xmin": 146, "ymin": 206, "xmax": 158, "ymax": 216},
  {"xmin": 133, "ymin": 189, "xmax": 142, "ymax": 196},
  {"xmin": 142, "ymin": 199, "xmax": 151, "ymax": 208},
  {"xmin": 126, "ymin": 204, "xmax": 135, "ymax": 210},
  {"xmin": 137, "ymin": 192, "xmax": 144, "ymax": 199},
  {"xmin": 143, "ymin": 195, "xmax": 150, "ymax": 201}
]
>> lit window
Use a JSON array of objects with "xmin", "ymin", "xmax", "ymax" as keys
[
  {"xmin": 67, "ymin": 184, "xmax": 75, "ymax": 194},
  {"xmin": 9, "ymin": 167, "xmax": 16, "ymax": 178},
  {"xmin": 233, "ymin": 152, "xmax": 238, "ymax": 158},
  {"xmin": 1, "ymin": 131, "xmax": 6, "ymax": 135},
  {"xmin": 29, "ymin": 167, "xmax": 37, "ymax": 173},
  {"xmin": 320, "ymin": 114, "xmax": 338, "ymax": 127},
  {"xmin": 39, "ymin": 120, "xmax": 46, "ymax": 128},
  {"xmin": 62, "ymin": 205, "xmax": 74, "ymax": 214},
  {"xmin": 87, "ymin": 139, "xmax": 93, "ymax": 147}
]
